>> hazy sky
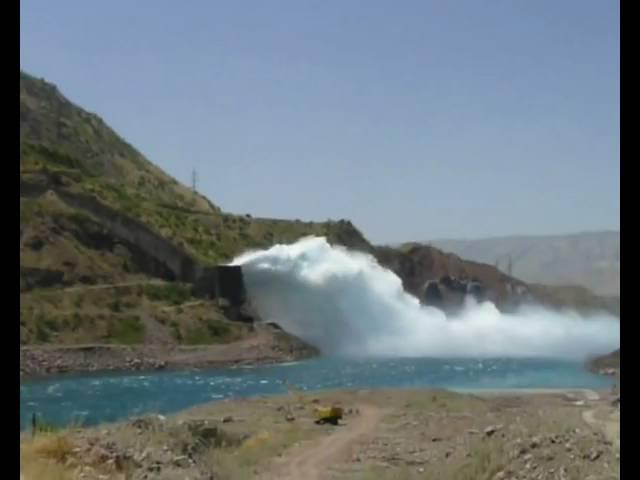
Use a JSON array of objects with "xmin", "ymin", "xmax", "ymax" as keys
[{"xmin": 20, "ymin": 0, "xmax": 619, "ymax": 243}]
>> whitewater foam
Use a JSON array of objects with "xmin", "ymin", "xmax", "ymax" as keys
[{"xmin": 232, "ymin": 236, "xmax": 619, "ymax": 359}]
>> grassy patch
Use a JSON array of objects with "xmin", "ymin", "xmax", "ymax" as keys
[
  {"xmin": 21, "ymin": 142, "xmax": 95, "ymax": 176},
  {"xmin": 182, "ymin": 318, "xmax": 247, "ymax": 345},
  {"xmin": 169, "ymin": 320, "xmax": 183, "ymax": 341},
  {"xmin": 21, "ymin": 433, "xmax": 76, "ymax": 480},
  {"xmin": 24, "ymin": 431, "xmax": 74, "ymax": 462},
  {"xmin": 106, "ymin": 315, "xmax": 145, "ymax": 344},
  {"xmin": 143, "ymin": 283, "xmax": 192, "ymax": 305},
  {"xmin": 31, "ymin": 312, "xmax": 57, "ymax": 343},
  {"xmin": 183, "ymin": 325, "xmax": 209, "ymax": 345},
  {"xmin": 108, "ymin": 298, "xmax": 122, "ymax": 312}
]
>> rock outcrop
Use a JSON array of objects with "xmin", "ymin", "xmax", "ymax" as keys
[
  {"xmin": 376, "ymin": 245, "xmax": 536, "ymax": 313},
  {"xmin": 589, "ymin": 349, "xmax": 620, "ymax": 375},
  {"xmin": 421, "ymin": 275, "xmax": 534, "ymax": 313}
]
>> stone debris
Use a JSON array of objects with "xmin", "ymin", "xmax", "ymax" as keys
[
  {"xmin": 588, "ymin": 449, "xmax": 602, "ymax": 462},
  {"xmin": 484, "ymin": 424, "xmax": 503, "ymax": 437}
]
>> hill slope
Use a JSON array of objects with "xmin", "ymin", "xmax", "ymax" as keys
[
  {"xmin": 20, "ymin": 71, "xmax": 618, "ymax": 350},
  {"xmin": 429, "ymin": 232, "xmax": 620, "ymax": 296},
  {"xmin": 20, "ymin": 71, "xmax": 370, "ymax": 346}
]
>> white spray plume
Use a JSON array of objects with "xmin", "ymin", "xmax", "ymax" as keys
[{"xmin": 232, "ymin": 237, "xmax": 619, "ymax": 359}]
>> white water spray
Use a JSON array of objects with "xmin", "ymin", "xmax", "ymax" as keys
[{"xmin": 232, "ymin": 237, "xmax": 619, "ymax": 359}]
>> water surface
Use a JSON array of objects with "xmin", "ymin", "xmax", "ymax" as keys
[{"xmin": 20, "ymin": 356, "xmax": 612, "ymax": 430}]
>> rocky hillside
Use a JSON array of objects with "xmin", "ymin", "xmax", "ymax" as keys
[
  {"xmin": 374, "ymin": 244, "xmax": 619, "ymax": 316},
  {"xmin": 20, "ymin": 71, "xmax": 370, "ymax": 346},
  {"xmin": 430, "ymin": 232, "xmax": 620, "ymax": 296},
  {"xmin": 20, "ymin": 72, "xmax": 370, "ymax": 283},
  {"xmin": 20, "ymin": 71, "xmax": 619, "ymax": 348}
]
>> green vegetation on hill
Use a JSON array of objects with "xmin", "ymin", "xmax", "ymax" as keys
[
  {"xmin": 19, "ymin": 282, "xmax": 253, "ymax": 345},
  {"xmin": 20, "ymin": 71, "xmax": 371, "ymax": 276}
]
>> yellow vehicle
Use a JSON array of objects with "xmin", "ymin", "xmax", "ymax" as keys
[{"xmin": 314, "ymin": 406, "xmax": 343, "ymax": 425}]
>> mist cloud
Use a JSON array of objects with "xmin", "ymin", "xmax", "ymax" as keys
[{"xmin": 232, "ymin": 237, "xmax": 619, "ymax": 359}]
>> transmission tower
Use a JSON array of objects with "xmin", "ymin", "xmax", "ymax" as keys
[{"xmin": 191, "ymin": 169, "xmax": 198, "ymax": 192}]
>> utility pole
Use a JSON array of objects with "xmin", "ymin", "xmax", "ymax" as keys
[
  {"xmin": 191, "ymin": 169, "xmax": 198, "ymax": 192},
  {"xmin": 507, "ymin": 255, "xmax": 513, "ymax": 276}
]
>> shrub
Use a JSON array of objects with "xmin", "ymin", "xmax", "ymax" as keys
[
  {"xmin": 169, "ymin": 320, "xmax": 182, "ymax": 341},
  {"xmin": 34, "ymin": 324, "xmax": 50, "ymax": 343},
  {"xmin": 206, "ymin": 319, "xmax": 231, "ymax": 338},
  {"xmin": 184, "ymin": 326, "xmax": 207, "ymax": 345},
  {"xmin": 107, "ymin": 315, "xmax": 145, "ymax": 344},
  {"xmin": 144, "ymin": 283, "xmax": 192, "ymax": 305},
  {"xmin": 72, "ymin": 296, "xmax": 84, "ymax": 308},
  {"xmin": 108, "ymin": 298, "xmax": 122, "ymax": 312}
]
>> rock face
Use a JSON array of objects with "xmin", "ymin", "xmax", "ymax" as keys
[
  {"xmin": 375, "ymin": 244, "xmax": 616, "ymax": 316},
  {"xmin": 420, "ymin": 275, "xmax": 533, "ymax": 313},
  {"xmin": 376, "ymin": 245, "xmax": 536, "ymax": 313},
  {"xmin": 422, "ymin": 275, "xmax": 490, "ymax": 312}
]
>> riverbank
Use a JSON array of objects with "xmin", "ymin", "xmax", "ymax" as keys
[
  {"xmin": 20, "ymin": 324, "xmax": 319, "ymax": 378},
  {"xmin": 588, "ymin": 349, "xmax": 620, "ymax": 376},
  {"xmin": 20, "ymin": 388, "xmax": 620, "ymax": 480}
]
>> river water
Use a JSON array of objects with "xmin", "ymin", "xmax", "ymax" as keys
[{"xmin": 20, "ymin": 356, "xmax": 613, "ymax": 430}]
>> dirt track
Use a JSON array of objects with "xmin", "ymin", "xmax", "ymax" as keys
[{"xmin": 258, "ymin": 405, "xmax": 384, "ymax": 480}]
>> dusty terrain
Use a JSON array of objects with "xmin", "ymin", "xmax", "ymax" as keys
[{"xmin": 20, "ymin": 387, "xmax": 620, "ymax": 480}]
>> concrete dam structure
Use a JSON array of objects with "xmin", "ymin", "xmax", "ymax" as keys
[
  {"xmin": 192, "ymin": 265, "xmax": 247, "ymax": 306},
  {"xmin": 192, "ymin": 265, "xmax": 258, "ymax": 323}
]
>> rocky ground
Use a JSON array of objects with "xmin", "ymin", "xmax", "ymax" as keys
[
  {"xmin": 20, "ymin": 388, "xmax": 620, "ymax": 480},
  {"xmin": 20, "ymin": 323, "xmax": 318, "ymax": 377}
]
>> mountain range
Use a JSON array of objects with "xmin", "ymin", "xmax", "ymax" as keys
[{"xmin": 429, "ymin": 232, "xmax": 620, "ymax": 296}]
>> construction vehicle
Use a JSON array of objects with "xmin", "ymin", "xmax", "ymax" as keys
[{"xmin": 313, "ymin": 406, "xmax": 343, "ymax": 425}]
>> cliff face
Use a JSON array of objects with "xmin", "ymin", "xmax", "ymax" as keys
[
  {"xmin": 374, "ymin": 245, "xmax": 618, "ymax": 316},
  {"xmin": 375, "ymin": 245, "xmax": 523, "ymax": 301}
]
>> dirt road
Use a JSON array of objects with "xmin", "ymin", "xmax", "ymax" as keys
[{"xmin": 258, "ymin": 405, "xmax": 384, "ymax": 480}]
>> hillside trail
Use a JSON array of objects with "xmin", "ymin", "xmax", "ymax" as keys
[
  {"xmin": 257, "ymin": 404, "xmax": 384, "ymax": 480},
  {"xmin": 20, "ymin": 279, "xmax": 168, "ymax": 296}
]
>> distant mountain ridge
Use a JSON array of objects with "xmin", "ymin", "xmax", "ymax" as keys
[{"xmin": 428, "ymin": 231, "xmax": 620, "ymax": 296}]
